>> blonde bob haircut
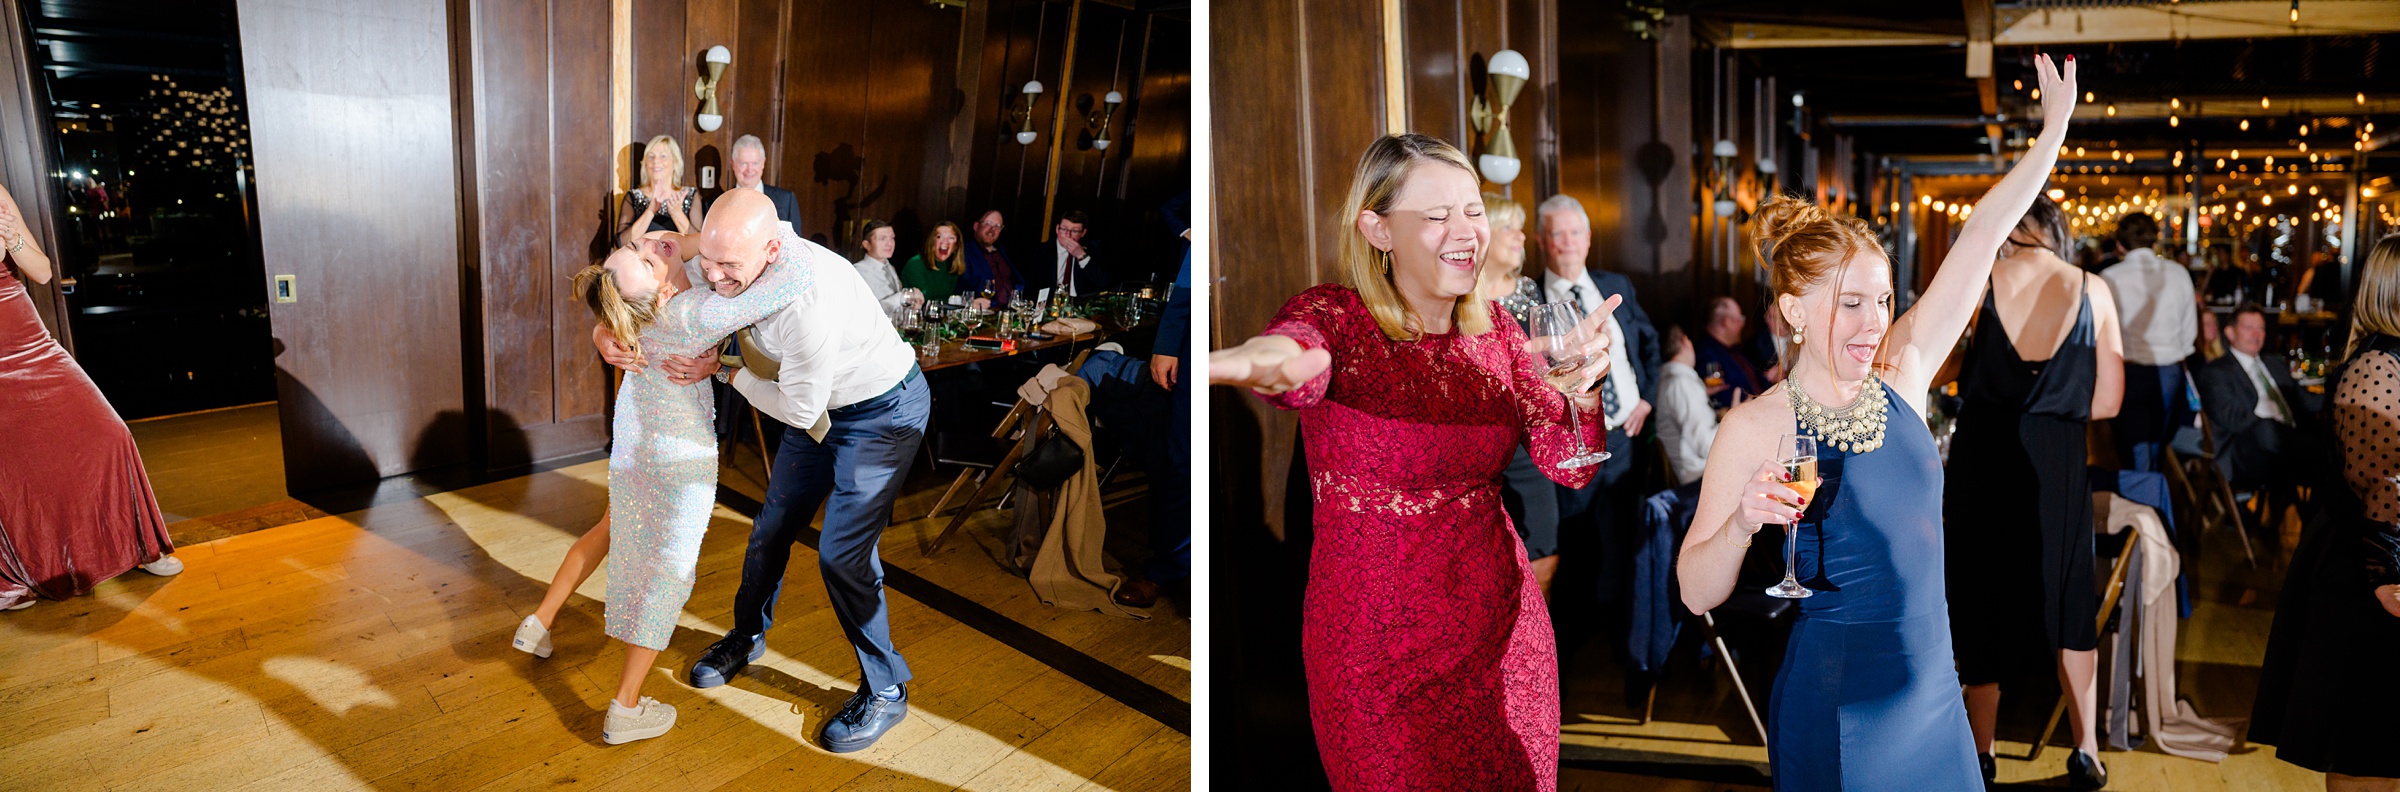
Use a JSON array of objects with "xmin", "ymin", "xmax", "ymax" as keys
[
  {"xmin": 640, "ymin": 134, "xmax": 685, "ymax": 192},
  {"xmin": 2347, "ymin": 234, "xmax": 2400, "ymax": 361},
  {"xmin": 1338, "ymin": 133, "xmax": 1494, "ymax": 341},
  {"xmin": 572, "ymin": 251, "xmax": 664, "ymax": 365}
]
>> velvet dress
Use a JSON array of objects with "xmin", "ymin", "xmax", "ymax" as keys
[
  {"xmin": 0, "ymin": 263, "xmax": 174, "ymax": 608},
  {"xmin": 1262, "ymin": 284, "xmax": 1602, "ymax": 791}
]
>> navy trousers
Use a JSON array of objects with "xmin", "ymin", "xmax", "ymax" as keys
[{"xmin": 730, "ymin": 372, "xmax": 930, "ymax": 692}]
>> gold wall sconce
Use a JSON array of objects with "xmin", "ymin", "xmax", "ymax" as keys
[
  {"xmin": 1084, "ymin": 90, "xmax": 1123, "ymax": 150},
  {"xmin": 1470, "ymin": 49, "xmax": 1529, "ymax": 185},
  {"xmin": 694, "ymin": 45, "xmax": 730, "ymax": 132},
  {"xmin": 1011, "ymin": 80, "xmax": 1043, "ymax": 145}
]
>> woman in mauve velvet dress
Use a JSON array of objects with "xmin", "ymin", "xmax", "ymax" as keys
[
  {"xmin": 0, "ymin": 184, "xmax": 181, "ymax": 611},
  {"xmin": 1211, "ymin": 134, "xmax": 1619, "ymax": 791}
]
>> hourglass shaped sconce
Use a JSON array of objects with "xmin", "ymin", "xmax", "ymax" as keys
[
  {"xmin": 1085, "ymin": 91, "xmax": 1124, "ymax": 150},
  {"xmin": 1011, "ymin": 81, "xmax": 1044, "ymax": 145},
  {"xmin": 1470, "ymin": 49, "xmax": 1530, "ymax": 185},
  {"xmin": 694, "ymin": 46, "xmax": 730, "ymax": 132}
]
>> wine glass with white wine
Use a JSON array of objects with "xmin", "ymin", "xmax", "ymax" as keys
[
  {"xmin": 1531, "ymin": 301, "xmax": 1610, "ymax": 469},
  {"xmin": 1766, "ymin": 433, "xmax": 1819, "ymax": 599}
]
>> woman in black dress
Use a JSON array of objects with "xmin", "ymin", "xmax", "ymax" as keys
[
  {"xmin": 1944, "ymin": 196, "xmax": 2124, "ymax": 788},
  {"xmin": 2252, "ymin": 234, "xmax": 2400, "ymax": 792},
  {"xmin": 617, "ymin": 134, "xmax": 701, "ymax": 247}
]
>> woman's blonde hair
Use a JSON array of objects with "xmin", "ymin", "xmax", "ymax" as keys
[
  {"xmin": 640, "ymin": 135, "xmax": 685, "ymax": 192},
  {"xmin": 1477, "ymin": 191, "xmax": 1527, "ymax": 302},
  {"xmin": 572, "ymin": 253, "xmax": 664, "ymax": 364},
  {"xmin": 1338, "ymin": 133, "xmax": 1492, "ymax": 341},
  {"xmin": 2347, "ymin": 234, "xmax": 2400, "ymax": 361},
  {"xmin": 1750, "ymin": 194, "xmax": 1891, "ymax": 373},
  {"xmin": 923, "ymin": 221, "xmax": 966, "ymax": 276}
]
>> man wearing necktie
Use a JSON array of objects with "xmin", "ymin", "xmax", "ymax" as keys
[
  {"xmin": 959, "ymin": 209, "xmax": 1020, "ymax": 307},
  {"xmin": 1533, "ymin": 194, "xmax": 1661, "ymax": 675},
  {"xmin": 647, "ymin": 191, "xmax": 929, "ymax": 754},
  {"xmin": 2192, "ymin": 303, "xmax": 2323, "ymax": 495}
]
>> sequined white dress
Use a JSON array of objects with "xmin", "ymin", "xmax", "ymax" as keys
[{"xmin": 605, "ymin": 248, "xmax": 810, "ymax": 650}]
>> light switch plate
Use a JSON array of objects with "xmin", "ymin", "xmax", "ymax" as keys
[
  {"xmin": 273, "ymin": 274, "xmax": 297, "ymax": 303},
  {"xmin": 700, "ymin": 166, "xmax": 716, "ymax": 189}
]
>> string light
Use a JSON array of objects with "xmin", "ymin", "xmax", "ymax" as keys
[
  {"xmin": 2085, "ymin": 91, "xmax": 2096, "ymax": 103},
  {"xmin": 2106, "ymin": 104, "xmax": 2117, "ymax": 117},
  {"xmin": 2241, "ymin": 119, "xmax": 2251, "ymax": 131},
  {"xmin": 2171, "ymin": 97, "xmax": 2182, "ymax": 110},
  {"xmin": 2262, "ymin": 96, "xmax": 2273, "ymax": 109},
  {"xmin": 2013, "ymin": 79, "xmax": 2023, "ymax": 90}
]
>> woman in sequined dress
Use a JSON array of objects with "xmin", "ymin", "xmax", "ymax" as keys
[
  {"xmin": 1210, "ymin": 135, "xmax": 1619, "ymax": 791},
  {"xmin": 511, "ymin": 230, "xmax": 806, "ymax": 745}
]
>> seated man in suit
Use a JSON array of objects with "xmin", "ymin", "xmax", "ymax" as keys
[
  {"xmin": 2192, "ymin": 303, "xmax": 2322, "ymax": 491},
  {"xmin": 1025, "ymin": 210, "xmax": 1109, "ymax": 298},
  {"xmin": 1692, "ymin": 296, "xmax": 1768, "ymax": 408},
  {"xmin": 957, "ymin": 209, "xmax": 1022, "ymax": 307}
]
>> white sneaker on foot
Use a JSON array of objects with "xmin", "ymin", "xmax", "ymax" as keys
[
  {"xmin": 511, "ymin": 615, "xmax": 553, "ymax": 658},
  {"xmin": 4, "ymin": 598, "xmax": 31, "ymax": 611},
  {"xmin": 140, "ymin": 556, "xmax": 184, "ymax": 576},
  {"xmin": 602, "ymin": 697, "xmax": 675, "ymax": 745}
]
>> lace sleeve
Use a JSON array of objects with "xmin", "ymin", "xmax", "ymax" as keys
[
  {"xmin": 1496, "ymin": 308, "xmax": 1602, "ymax": 488},
  {"xmin": 2335, "ymin": 350, "xmax": 2400, "ymax": 588},
  {"xmin": 1256, "ymin": 286, "xmax": 1346, "ymax": 411}
]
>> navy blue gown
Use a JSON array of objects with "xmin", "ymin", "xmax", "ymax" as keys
[{"xmin": 1768, "ymin": 380, "xmax": 1982, "ymax": 790}]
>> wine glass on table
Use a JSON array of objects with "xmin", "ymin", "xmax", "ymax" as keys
[
  {"xmin": 1530, "ymin": 301, "xmax": 1610, "ymax": 469},
  {"xmin": 1765, "ymin": 433, "xmax": 1820, "ymax": 599}
]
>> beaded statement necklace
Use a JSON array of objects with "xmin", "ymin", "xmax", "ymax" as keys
[{"xmin": 1786, "ymin": 372, "xmax": 1889, "ymax": 454}]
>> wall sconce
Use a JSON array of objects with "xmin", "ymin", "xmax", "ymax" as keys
[
  {"xmin": 1711, "ymin": 139, "xmax": 1739, "ymax": 217},
  {"xmin": 1470, "ymin": 49, "xmax": 1530, "ymax": 185},
  {"xmin": 1085, "ymin": 90, "xmax": 1123, "ymax": 150},
  {"xmin": 1011, "ymin": 80, "xmax": 1044, "ymax": 145},
  {"xmin": 694, "ymin": 46, "xmax": 730, "ymax": 132}
]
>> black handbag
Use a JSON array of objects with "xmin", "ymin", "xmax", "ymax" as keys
[{"xmin": 1013, "ymin": 426, "xmax": 1085, "ymax": 490}]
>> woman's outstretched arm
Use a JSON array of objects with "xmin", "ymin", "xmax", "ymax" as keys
[{"xmin": 1885, "ymin": 54, "xmax": 2078, "ymax": 397}]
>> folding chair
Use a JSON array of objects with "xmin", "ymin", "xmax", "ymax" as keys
[
  {"xmin": 2163, "ymin": 411, "xmax": 2261, "ymax": 567},
  {"xmin": 927, "ymin": 349, "xmax": 1095, "ymax": 553},
  {"xmin": 2027, "ymin": 526, "xmax": 2137, "ymax": 761}
]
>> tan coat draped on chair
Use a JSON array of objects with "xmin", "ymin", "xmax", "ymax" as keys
[{"xmin": 1027, "ymin": 378, "xmax": 1145, "ymax": 619}]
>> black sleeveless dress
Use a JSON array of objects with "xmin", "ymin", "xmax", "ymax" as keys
[{"xmin": 1945, "ymin": 276, "xmax": 2101, "ymax": 686}]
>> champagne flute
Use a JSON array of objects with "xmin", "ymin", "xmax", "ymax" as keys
[
  {"xmin": 1531, "ymin": 301, "xmax": 1610, "ymax": 469},
  {"xmin": 1766, "ymin": 433, "xmax": 1820, "ymax": 599}
]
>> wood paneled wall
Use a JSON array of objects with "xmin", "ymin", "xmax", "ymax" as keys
[
  {"xmin": 1209, "ymin": 0, "xmax": 1560, "ymax": 538},
  {"xmin": 239, "ymin": 0, "xmax": 468, "ymax": 492},
  {"xmin": 1554, "ymin": 7, "xmax": 1695, "ymax": 321}
]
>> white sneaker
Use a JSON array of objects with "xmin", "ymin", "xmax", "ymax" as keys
[
  {"xmin": 602, "ymin": 697, "xmax": 676, "ymax": 745},
  {"xmin": 4, "ymin": 598, "xmax": 31, "ymax": 611},
  {"xmin": 511, "ymin": 615, "xmax": 553, "ymax": 658},
  {"xmin": 140, "ymin": 556, "xmax": 184, "ymax": 576}
]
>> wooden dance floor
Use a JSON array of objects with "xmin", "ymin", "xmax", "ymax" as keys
[{"xmin": 0, "ymin": 452, "xmax": 1190, "ymax": 791}]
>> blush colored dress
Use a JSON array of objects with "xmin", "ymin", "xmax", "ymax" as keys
[
  {"xmin": 1261, "ymin": 285, "xmax": 1602, "ymax": 791},
  {"xmin": 604, "ymin": 250, "xmax": 808, "ymax": 650},
  {"xmin": 1773, "ymin": 380, "xmax": 1982, "ymax": 790},
  {"xmin": 0, "ymin": 264, "xmax": 174, "ymax": 608}
]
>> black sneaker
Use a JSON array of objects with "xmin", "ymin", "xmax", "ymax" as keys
[
  {"xmin": 821, "ymin": 684, "xmax": 908, "ymax": 753},
  {"xmin": 688, "ymin": 635, "xmax": 763, "ymax": 688}
]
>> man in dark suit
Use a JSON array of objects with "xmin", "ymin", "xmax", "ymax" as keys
[
  {"xmin": 712, "ymin": 134, "xmax": 801, "ymax": 234},
  {"xmin": 2192, "ymin": 303, "xmax": 2321, "ymax": 490},
  {"xmin": 957, "ymin": 209, "xmax": 1023, "ymax": 307},
  {"xmin": 1532, "ymin": 193, "xmax": 1660, "ymax": 688},
  {"xmin": 1020, "ymin": 210, "xmax": 1110, "ymax": 298}
]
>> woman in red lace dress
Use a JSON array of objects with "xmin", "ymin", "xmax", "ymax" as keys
[
  {"xmin": 0, "ymin": 184, "xmax": 180, "ymax": 611},
  {"xmin": 1213, "ymin": 134, "xmax": 1616, "ymax": 790}
]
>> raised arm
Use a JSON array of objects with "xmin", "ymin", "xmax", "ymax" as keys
[
  {"xmin": 0, "ymin": 185, "xmax": 52, "ymax": 284},
  {"xmin": 690, "ymin": 252, "xmax": 810, "ymax": 340},
  {"xmin": 1885, "ymin": 54, "xmax": 2078, "ymax": 397}
]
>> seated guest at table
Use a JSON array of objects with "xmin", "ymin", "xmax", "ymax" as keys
[
  {"xmin": 713, "ymin": 134, "xmax": 800, "ymax": 234},
  {"xmin": 902, "ymin": 221, "xmax": 965, "ymax": 305},
  {"xmin": 2252, "ymin": 234, "xmax": 2400, "ymax": 792},
  {"xmin": 1655, "ymin": 326, "xmax": 1718, "ymax": 486},
  {"xmin": 1744, "ymin": 303, "xmax": 1789, "ymax": 385},
  {"xmin": 958, "ymin": 209, "xmax": 1021, "ymax": 306},
  {"xmin": 0, "ymin": 184, "xmax": 182, "ymax": 612},
  {"xmin": 851, "ymin": 219, "xmax": 917, "ymax": 316},
  {"xmin": 1694, "ymin": 296, "xmax": 1768, "ymax": 407},
  {"xmin": 1026, "ymin": 210, "xmax": 1109, "ymax": 298},
  {"xmin": 619, "ymin": 134, "xmax": 700, "ymax": 246},
  {"xmin": 2193, "ymin": 303, "xmax": 2321, "ymax": 490},
  {"xmin": 2100, "ymin": 212, "xmax": 2197, "ymax": 472}
]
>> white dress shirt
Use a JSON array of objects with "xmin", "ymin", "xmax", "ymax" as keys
[
  {"xmin": 1054, "ymin": 243, "xmax": 1093, "ymax": 297},
  {"xmin": 2099, "ymin": 247, "xmax": 2198, "ymax": 366},
  {"xmin": 1543, "ymin": 270, "xmax": 1640, "ymax": 429},
  {"xmin": 852, "ymin": 255, "xmax": 909, "ymax": 315},
  {"xmin": 2229, "ymin": 349, "xmax": 2294, "ymax": 425},
  {"xmin": 731, "ymin": 233, "xmax": 918, "ymax": 435},
  {"xmin": 1656, "ymin": 361, "xmax": 1719, "ymax": 485}
]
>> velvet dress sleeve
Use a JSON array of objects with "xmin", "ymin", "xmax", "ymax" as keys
[
  {"xmin": 1493, "ymin": 306, "xmax": 1603, "ymax": 488},
  {"xmin": 2334, "ymin": 350, "xmax": 2400, "ymax": 589}
]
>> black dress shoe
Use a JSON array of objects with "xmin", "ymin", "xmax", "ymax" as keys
[
  {"xmin": 2066, "ymin": 749, "xmax": 2108, "ymax": 790},
  {"xmin": 688, "ymin": 635, "xmax": 764, "ymax": 688},
  {"xmin": 822, "ymin": 684, "xmax": 908, "ymax": 753},
  {"xmin": 1979, "ymin": 753, "xmax": 1997, "ymax": 789}
]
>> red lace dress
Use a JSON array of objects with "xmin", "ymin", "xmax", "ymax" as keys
[{"xmin": 1263, "ymin": 285, "xmax": 1602, "ymax": 791}]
